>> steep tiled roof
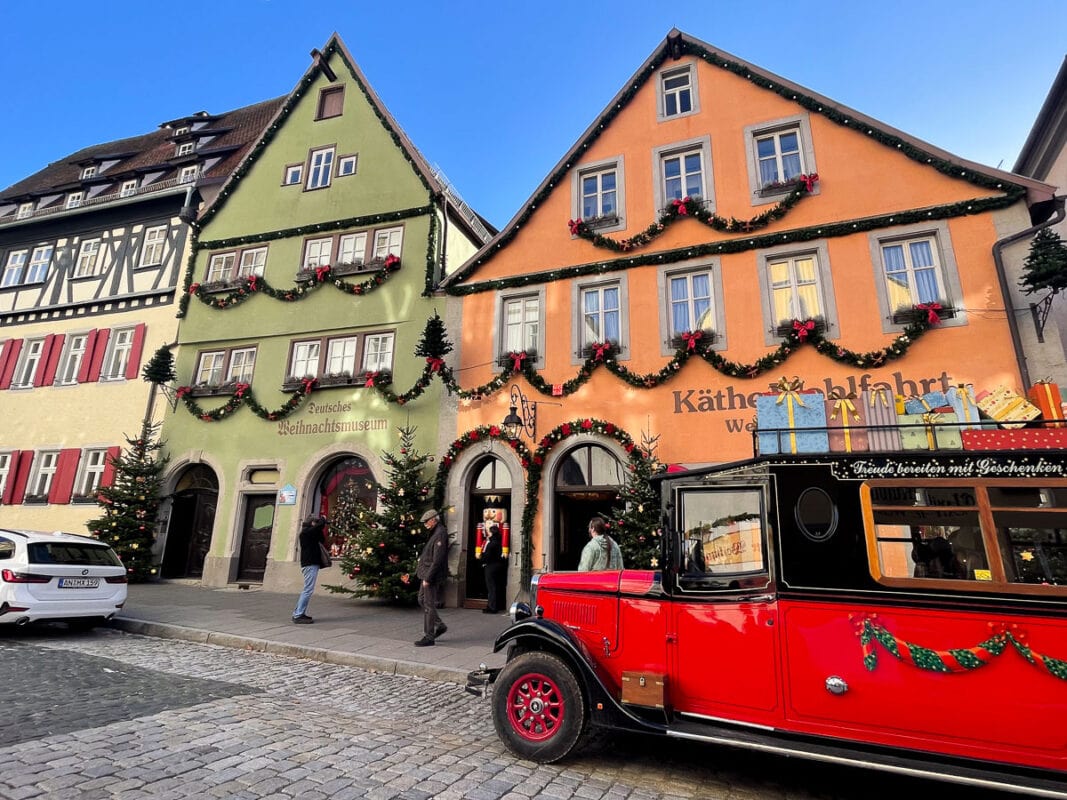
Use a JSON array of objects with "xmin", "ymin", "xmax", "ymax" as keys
[{"xmin": 0, "ymin": 96, "xmax": 285, "ymax": 205}]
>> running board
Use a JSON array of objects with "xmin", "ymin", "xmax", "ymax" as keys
[{"xmin": 666, "ymin": 719, "xmax": 1066, "ymax": 798}]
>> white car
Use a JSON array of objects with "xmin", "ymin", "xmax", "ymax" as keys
[{"xmin": 0, "ymin": 529, "xmax": 128, "ymax": 629}]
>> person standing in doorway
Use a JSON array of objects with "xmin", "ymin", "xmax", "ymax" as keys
[
  {"xmin": 292, "ymin": 515, "xmax": 327, "ymax": 624},
  {"xmin": 414, "ymin": 508, "xmax": 449, "ymax": 646},
  {"xmin": 480, "ymin": 523, "xmax": 507, "ymax": 614},
  {"xmin": 578, "ymin": 516, "xmax": 623, "ymax": 571}
]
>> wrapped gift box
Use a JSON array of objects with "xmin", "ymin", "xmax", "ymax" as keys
[
  {"xmin": 903, "ymin": 390, "xmax": 949, "ymax": 414},
  {"xmin": 1028, "ymin": 381, "xmax": 1065, "ymax": 428},
  {"xmin": 946, "ymin": 384, "xmax": 986, "ymax": 430},
  {"xmin": 826, "ymin": 392, "xmax": 869, "ymax": 453},
  {"xmin": 900, "ymin": 412, "xmax": 963, "ymax": 450},
  {"xmin": 756, "ymin": 378, "xmax": 829, "ymax": 454},
  {"xmin": 961, "ymin": 428, "xmax": 1067, "ymax": 451},
  {"xmin": 976, "ymin": 386, "xmax": 1041, "ymax": 428},
  {"xmin": 863, "ymin": 388, "xmax": 902, "ymax": 452}
]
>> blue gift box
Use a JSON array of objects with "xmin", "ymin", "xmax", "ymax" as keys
[
  {"xmin": 903, "ymin": 390, "xmax": 949, "ymax": 414},
  {"xmin": 757, "ymin": 387, "xmax": 829, "ymax": 454},
  {"xmin": 946, "ymin": 384, "xmax": 987, "ymax": 430}
]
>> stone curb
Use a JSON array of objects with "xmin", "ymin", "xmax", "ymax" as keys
[{"xmin": 109, "ymin": 617, "xmax": 468, "ymax": 685}]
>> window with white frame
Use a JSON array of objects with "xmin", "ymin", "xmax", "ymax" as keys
[
  {"xmin": 56, "ymin": 334, "xmax": 88, "ymax": 385},
  {"xmin": 120, "ymin": 179, "xmax": 138, "ymax": 197},
  {"xmin": 667, "ymin": 270, "xmax": 715, "ymax": 336},
  {"xmin": 139, "ymin": 226, "xmax": 167, "ymax": 266},
  {"xmin": 100, "ymin": 328, "xmax": 135, "ymax": 380},
  {"xmin": 2, "ymin": 249, "xmax": 28, "ymax": 287},
  {"xmin": 66, "ymin": 192, "xmax": 83, "ymax": 209},
  {"xmin": 880, "ymin": 235, "xmax": 946, "ymax": 310},
  {"xmin": 74, "ymin": 238, "xmax": 102, "ymax": 277},
  {"xmin": 338, "ymin": 233, "xmax": 367, "ymax": 265},
  {"xmin": 195, "ymin": 347, "xmax": 256, "ymax": 386},
  {"xmin": 661, "ymin": 148, "xmax": 705, "ymax": 205},
  {"xmin": 306, "ymin": 147, "xmax": 335, "ymax": 190},
  {"xmin": 502, "ymin": 295, "xmax": 541, "ymax": 355},
  {"xmin": 0, "ymin": 451, "xmax": 11, "ymax": 499},
  {"xmin": 81, "ymin": 166, "xmax": 97, "ymax": 180},
  {"xmin": 362, "ymin": 333, "xmax": 394, "ymax": 373},
  {"xmin": 372, "ymin": 227, "xmax": 402, "ymax": 261},
  {"xmin": 176, "ymin": 142, "xmax": 195, "ymax": 157},
  {"xmin": 178, "ymin": 165, "xmax": 199, "ymax": 184},
  {"xmin": 228, "ymin": 347, "xmax": 256, "ymax": 383},
  {"xmin": 769, "ymin": 253, "xmax": 825, "ymax": 325},
  {"xmin": 304, "ymin": 238, "xmax": 333, "ymax": 268},
  {"xmin": 206, "ymin": 252, "xmax": 236, "ymax": 282},
  {"xmin": 194, "ymin": 351, "xmax": 225, "ymax": 386},
  {"xmin": 16, "ymin": 202, "xmax": 33, "ymax": 219},
  {"xmin": 580, "ymin": 167, "xmax": 617, "ymax": 222},
  {"xmin": 27, "ymin": 451, "xmax": 60, "ymax": 498},
  {"xmin": 337, "ymin": 155, "xmax": 358, "ymax": 177},
  {"xmin": 581, "ymin": 283, "xmax": 621, "ymax": 349},
  {"xmin": 174, "ymin": 126, "xmax": 190, "ymax": 136},
  {"xmin": 26, "ymin": 246, "xmax": 52, "ymax": 283},
  {"xmin": 236, "ymin": 248, "xmax": 267, "ymax": 278},
  {"xmin": 326, "ymin": 337, "xmax": 358, "ymax": 376},
  {"xmin": 283, "ymin": 164, "xmax": 303, "ymax": 185},
  {"xmin": 74, "ymin": 449, "xmax": 109, "ymax": 497},
  {"xmin": 756, "ymin": 129, "xmax": 802, "ymax": 188},
  {"xmin": 12, "ymin": 338, "xmax": 45, "ymax": 388},
  {"xmin": 289, "ymin": 340, "xmax": 321, "ymax": 379},
  {"xmin": 659, "ymin": 65, "xmax": 696, "ymax": 119}
]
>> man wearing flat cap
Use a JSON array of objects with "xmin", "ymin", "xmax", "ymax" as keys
[{"xmin": 414, "ymin": 508, "xmax": 448, "ymax": 646}]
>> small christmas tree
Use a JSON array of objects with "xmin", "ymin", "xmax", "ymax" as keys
[
  {"xmin": 414, "ymin": 311, "xmax": 454, "ymax": 360},
  {"xmin": 86, "ymin": 421, "xmax": 168, "ymax": 581},
  {"xmin": 141, "ymin": 345, "xmax": 176, "ymax": 384},
  {"xmin": 1020, "ymin": 227, "xmax": 1067, "ymax": 297},
  {"xmin": 611, "ymin": 430, "xmax": 665, "ymax": 569},
  {"xmin": 325, "ymin": 423, "xmax": 434, "ymax": 603}
]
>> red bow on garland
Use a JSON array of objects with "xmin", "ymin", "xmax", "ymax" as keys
[
  {"xmin": 315, "ymin": 266, "xmax": 330, "ymax": 282},
  {"xmin": 246, "ymin": 275, "xmax": 258, "ymax": 291},
  {"xmin": 176, "ymin": 386, "xmax": 191, "ymax": 398},
  {"xmin": 188, "ymin": 283, "xmax": 200, "ymax": 294},
  {"xmin": 671, "ymin": 197, "xmax": 689, "ymax": 216},
  {"xmin": 792, "ymin": 319, "xmax": 815, "ymax": 341},
  {"xmin": 799, "ymin": 173, "xmax": 819, "ymax": 192},
  {"xmin": 591, "ymin": 342, "xmax": 611, "ymax": 361},
  {"xmin": 426, "ymin": 357, "xmax": 444, "ymax": 372},
  {"xmin": 234, "ymin": 382, "xmax": 250, "ymax": 398},
  {"xmin": 915, "ymin": 302, "xmax": 943, "ymax": 325},
  {"xmin": 509, "ymin": 351, "xmax": 526, "ymax": 371},
  {"xmin": 567, "ymin": 219, "xmax": 582, "ymax": 235},
  {"xmin": 364, "ymin": 371, "xmax": 379, "ymax": 387},
  {"xmin": 681, "ymin": 331, "xmax": 702, "ymax": 351},
  {"xmin": 384, "ymin": 254, "xmax": 400, "ymax": 269},
  {"xmin": 300, "ymin": 378, "xmax": 316, "ymax": 393}
]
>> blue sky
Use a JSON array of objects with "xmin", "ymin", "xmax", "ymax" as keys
[{"xmin": 1, "ymin": 1, "xmax": 1063, "ymax": 229}]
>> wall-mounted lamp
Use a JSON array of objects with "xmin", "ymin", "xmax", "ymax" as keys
[{"xmin": 502, "ymin": 384, "xmax": 536, "ymax": 440}]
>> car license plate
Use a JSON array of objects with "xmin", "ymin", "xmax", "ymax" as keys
[{"xmin": 58, "ymin": 577, "xmax": 100, "ymax": 589}]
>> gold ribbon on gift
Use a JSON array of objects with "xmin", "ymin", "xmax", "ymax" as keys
[
  {"xmin": 1033, "ymin": 379, "xmax": 1061, "ymax": 426},
  {"xmin": 773, "ymin": 376, "xmax": 805, "ymax": 453},
  {"xmin": 830, "ymin": 389, "xmax": 861, "ymax": 452},
  {"xmin": 920, "ymin": 412, "xmax": 942, "ymax": 450},
  {"xmin": 956, "ymin": 383, "xmax": 976, "ymax": 423},
  {"xmin": 868, "ymin": 387, "xmax": 891, "ymax": 408},
  {"xmin": 907, "ymin": 395, "xmax": 932, "ymax": 412}
]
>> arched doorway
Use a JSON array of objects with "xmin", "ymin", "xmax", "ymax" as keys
[
  {"xmin": 553, "ymin": 443, "xmax": 623, "ymax": 571},
  {"xmin": 161, "ymin": 464, "xmax": 218, "ymax": 579},
  {"xmin": 316, "ymin": 455, "xmax": 379, "ymax": 557},
  {"xmin": 463, "ymin": 456, "xmax": 512, "ymax": 608}
]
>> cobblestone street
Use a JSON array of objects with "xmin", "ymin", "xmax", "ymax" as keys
[{"xmin": 1, "ymin": 627, "xmax": 1009, "ymax": 800}]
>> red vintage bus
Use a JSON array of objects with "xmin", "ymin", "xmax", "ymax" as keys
[{"xmin": 469, "ymin": 449, "xmax": 1067, "ymax": 797}]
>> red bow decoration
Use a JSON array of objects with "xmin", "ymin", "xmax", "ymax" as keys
[
  {"xmin": 592, "ymin": 342, "xmax": 611, "ymax": 361},
  {"xmin": 792, "ymin": 319, "xmax": 815, "ymax": 341},
  {"xmin": 680, "ymin": 331, "xmax": 702, "ymax": 351},
  {"xmin": 915, "ymin": 302, "xmax": 942, "ymax": 325},
  {"xmin": 552, "ymin": 383, "xmax": 564, "ymax": 397},
  {"xmin": 176, "ymin": 386, "xmax": 191, "ymax": 398},
  {"xmin": 426, "ymin": 357, "xmax": 444, "ymax": 372},
  {"xmin": 300, "ymin": 377, "xmax": 316, "ymax": 393},
  {"xmin": 671, "ymin": 197, "xmax": 689, "ymax": 216},
  {"xmin": 315, "ymin": 266, "xmax": 330, "ymax": 282},
  {"xmin": 799, "ymin": 173, "xmax": 819, "ymax": 192},
  {"xmin": 509, "ymin": 351, "xmax": 526, "ymax": 371},
  {"xmin": 384, "ymin": 254, "xmax": 400, "ymax": 269},
  {"xmin": 245, "ymin": 275, "xmax": 257, "ymax": 291},
  {"xmin": 188, "ymin": 283, "xmax": 200, "ymax": 294},
  {"xmin": 568, "ymin": 219, "xmax": 582, "ymax": 235},
  {"xmin": 234, "ymin": 382, "xmax": 250, "ymax": 398},
  {"xmin": 364, "ymin": 371, "xmax": 379, "ymax": 387}
]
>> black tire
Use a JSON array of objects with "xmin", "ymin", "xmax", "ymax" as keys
[{"xmin": 492, "ymin": 651, "xmax": 587, "ymax": 763}]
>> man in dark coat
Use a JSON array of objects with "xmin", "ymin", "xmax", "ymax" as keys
[
  {"xmin": 414, "ymin": 508, "xmax": 448, "ymax": 646},
  {"xmin": 480, "ymin": 523, "xmax": 507, "ymax": 614},
  {"xmin": 292, "ymin": 516, "xmax": 327, "ymax": 623}
]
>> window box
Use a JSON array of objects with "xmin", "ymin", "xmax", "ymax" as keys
[
  {"xmin": 582, "ymin": 214, "xmax": 620, "ymax": 231},
  {"xmin": 668, "ymin": 331, "xmax": 717, "ymax": 350},
  {"xmin": 774, "ymin": 318, "xmax": 826, "ymax": 339},
  {"xmin": 23, "ymin": 494, "xmax": 47, "ymax": 505},
  {"xmin": 199, "ymin": 279, "xmax": 244, "ymax": 294},
  {"xmin": 317, "ymin": 372, "xmax": 354, "ymax": 387},
  {"xmin": 70, "ymin": 493, "xmax": 98, "ymax": 505},
  {"xmin": 758, "ymin": 180, "xmax": 799, "ymax": 198},
  {"xmin": 496, "ymin": 350, "xmax": 539, "ymax": 368},
  {"xmin": 281, "ymin": 375, "xmax": 317, "ymax": 392},
  {"xmin": 188, "ymin": 381, "xmax": 238, "ymax": 398},
  {"xmin": 891, "ymin": 304, "xmax": 956, "ymax": 326},
  {"xmin": 331, "ymin": 261, "xmax": 365, "ymax": 277},
  {"xmin": 579, "ymin": 340, "xmax": 620, "ymax": 360},
  {"xmin": 359, "ymin": 370, "xmax": 392, "ymax": 387}
]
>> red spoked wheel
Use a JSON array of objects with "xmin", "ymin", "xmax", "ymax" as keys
[{"xmin": 492, "ymin": 651, "xmax": 587, "ymax": 763}]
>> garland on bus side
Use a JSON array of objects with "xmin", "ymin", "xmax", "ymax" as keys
[{"xmin": 854, "ymin": 616, "xmax": 1067, "ymax": 681}]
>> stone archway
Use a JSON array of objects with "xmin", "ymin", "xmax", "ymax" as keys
[
  {"xmin": 161, "ymin": 464, "xmax": 218, "ymax": 579},
  {"xmin": 549, "ymin": 442, "xmax": 624, "ymax": 571}
]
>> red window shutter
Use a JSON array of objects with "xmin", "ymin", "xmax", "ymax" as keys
[
  {"xmin": 0, "ymin": 339, "xmax": 24, "ymax": 390},
  {"xmin": 124, "ymin": 323, "xmax": 147, "ymax": 380},
  {"xmin": 32, "ymin": 334, "xmax": 57, "ymax": 387},
  {"xmin": 76, "ymin": 329, "xmax": 99, "ymax": 383},
  {"xmin": 1, "ymin": 450, "xmax": 21, "ymax": 504},
  {"xmin": 48, "ymin": 448, "xmax": 81, "ymax": 504},
  {"xmin": 41, "ymin": 334, "xmax": 65, "ymax": 386},
  {"xmin": 100, "ymin": 446, "xmax": 122, "ymax": 488},
  {"xmin": 85, "ymin": 328, "xmax": 111, "ymax": 382},
  {"xmin": 6, "ymin": 451, "xmax": 34, "ymax": 505}
]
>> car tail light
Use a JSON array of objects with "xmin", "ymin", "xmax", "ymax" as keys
[
  {"xmin": 1, "ymin": 569, "xmax": 51, "ymax": 584},
  {"xmin": 105, "ymin": 575, "xmax": 128, "ymax": 584}
]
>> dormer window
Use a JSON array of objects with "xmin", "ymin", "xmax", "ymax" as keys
[
  {"xmin": 176, "ymin": 142, "xmax": 195, "ymax": 157},
  {"xmin": 66, "ymin": 192, "xmax": 83, "ymax": 209},
  {"xmin": 120, "ymin": 179, "xmax": 138, "ymax": 197},
  {"xmin": 16, "ymin": 202, "xmax": 33, "ymax": 219},
  {"xmin": 81, "ymin": 166, "xmax": 97, "ymax": 180},
  {"xmin": 174, "ymin": 126, "xmax": 190, "ymax": 136},
  {"xmin": 178, "ymin": 165, "xmax": 199, "ymax": 184}
]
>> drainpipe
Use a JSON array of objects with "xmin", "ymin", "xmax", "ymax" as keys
[
  {"xmin": 178, "ymin": 184, "xmax": 197, "ymax": 222},
  {"xmin": 991, "ymin": 195, "xmax": 1066, "ymax": 391},
  {"xmin": 435, "ymin": 194, "xmax": 449, "ymax": 290}
]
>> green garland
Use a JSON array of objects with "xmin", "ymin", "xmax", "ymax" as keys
[
  {"xmin": 570, "ymin": 177, "xmax": 816, "ymax": 253},
  {"xmin": 434, "ymin": 419, "xmax": 643, "ymax": 584},
  {"xmin": 175, "ymin": 378, "xmax": 316, "ymax": 422}
]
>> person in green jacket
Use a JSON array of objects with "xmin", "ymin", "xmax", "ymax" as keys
[{"xmin": 578, "ymin": 517, "xmax": 623, "ymax": 571}]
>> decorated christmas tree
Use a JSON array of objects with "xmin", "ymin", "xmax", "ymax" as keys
[
  {"xmin": 611, "ymin": 430, "xmax": 665, "ymax": 569},
  {"xmin": 86, "ymin": 421, "xmax": 168, "ymax": 581},
  {"xmin": 325, "ymin": 423, "xmax": 434, "ymax": 603},
  {"xmin": 1020, "ymin": 227, "xmax": 1067, "ymax": 297}
]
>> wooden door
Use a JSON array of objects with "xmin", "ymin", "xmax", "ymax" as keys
[{"xmin": 237, "ymin": 494, "xmax": 276, "ymax": 582}]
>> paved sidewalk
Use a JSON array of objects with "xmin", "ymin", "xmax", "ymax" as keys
[{"xmin": 110, "ymin": 581, "xmax": 512, "ymax": 684}]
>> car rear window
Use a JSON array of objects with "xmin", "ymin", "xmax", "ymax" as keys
[
  {"xmin": 0, "ymin": 537, "xmax": 13, "ymax": 560},
  {"xmin": 28, "ymin": 542, "xmax": 122, "ymax": 567}
]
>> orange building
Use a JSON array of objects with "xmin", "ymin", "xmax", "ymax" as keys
[{"xmin": 438, "ymin": 30, "xmax": 1060, "ymax": 605}]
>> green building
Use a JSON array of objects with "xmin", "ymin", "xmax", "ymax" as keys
[{"xmin": 158, "ymin": 35, "xmax": 490, "ymax": 596}]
